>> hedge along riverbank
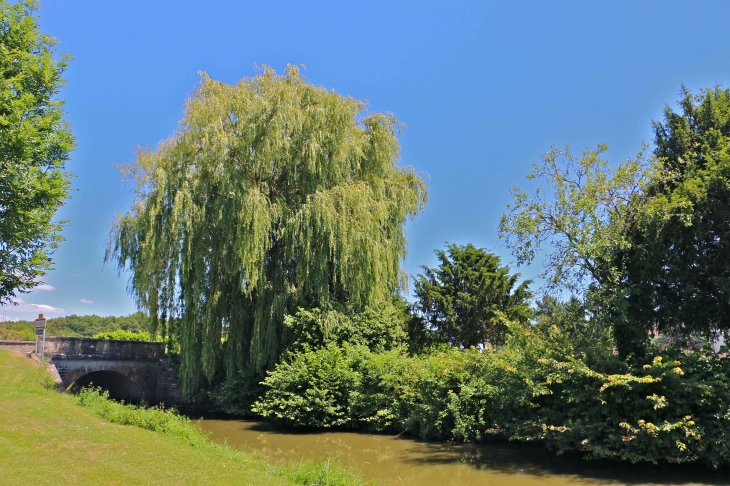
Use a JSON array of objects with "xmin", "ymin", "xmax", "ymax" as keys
[{"xmin": 252, "ymin": 323, "xmax": 730, "ymax": 468}]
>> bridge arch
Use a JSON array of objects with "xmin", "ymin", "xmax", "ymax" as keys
[
  {"xmin": 72, "ymin": 369, "xmax": 144, "ymax": 404},
  {"xmin": 29, "ymin": 337, "xmax": 182, "ymax": 406}
]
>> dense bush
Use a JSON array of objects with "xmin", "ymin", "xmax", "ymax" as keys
[
  {"xmin": 253, "ymin": 342, "xmax": 534, "ymax": 438},
  {"xmin": 93, "ymin": 330, "xmax": 155, "ymax": 341},
  {"xmin": 0, "ymin": 323, "xmax": 35, "ymax": 340},
  {"xmin": 525, "ymin": 348, "xmax": 730, "ymax": 466},
  {"xmin": 254, "ymin": 320, "xmax": 730, "ymax": 468},
  {"xmin": 284, "ymin": 303, "xmax": 408, "ymax": 354},
  {"xmin": 206, "ymin": 303, "xmax": 409, "ymax": 417},
  {"xmin": 252, "ymin": 344, "xmax": 364, "ymax": 428}
]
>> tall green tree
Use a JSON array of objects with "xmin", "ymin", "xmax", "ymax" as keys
[
  {"xmin": 412, "ymin": 244, "xmax": 532, "ymax": 348},
  {"xmin": 108, "ymin": 65, "xmax": 427, "ymax": 395},
  {"xmin": 618, "ymin": 86, "xmax": 730, "ymax": 341},
  {"xmin": 499, "ymin": 145, "xmax": 652, "ymax": 358},
  {"xmin": 0, "ymin": 0, "xmax": 73, "ymax": 304},
  {"xmin": 499, "ymin": 144, "xmax": 651, "ymax": 294}
]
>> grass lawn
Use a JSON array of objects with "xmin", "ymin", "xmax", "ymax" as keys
[{"xmin": 0, "ymin": 350, "xmax": 363, "ymax": 486}]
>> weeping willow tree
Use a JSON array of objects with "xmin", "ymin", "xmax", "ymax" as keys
[{"xmin": 107, "ymin": 65, "xmax": 427, "ymax": 396}]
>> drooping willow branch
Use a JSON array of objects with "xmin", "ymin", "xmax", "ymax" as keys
[{"xmin": 107, "ymin": 65, "xmax": 427, "ymax": 396}]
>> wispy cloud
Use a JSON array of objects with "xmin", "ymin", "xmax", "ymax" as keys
[
  {"xmin": 80, "ymin": 299, "xmax": 94, "ymax": 304},
  {"xmin": 7, "ymin": 298, "xmax": 64, "ymax": 314},
  {"xmin": 35, "ymin": 284, "xmax": 56, "ymax": 291}
]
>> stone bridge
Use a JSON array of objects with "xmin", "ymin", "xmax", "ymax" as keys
[{"xmin": 0, "ymin": 337, "xmax": 181, "ymax": 406}]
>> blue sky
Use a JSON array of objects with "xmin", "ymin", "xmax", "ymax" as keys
[{"xmin": 4, "ymin": 0, "xmax": 730, "ymax": 321}]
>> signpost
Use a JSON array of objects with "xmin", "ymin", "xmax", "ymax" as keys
[{"xmin": 34, "ymin": 314, "xmax": 46, "ymax": 357}]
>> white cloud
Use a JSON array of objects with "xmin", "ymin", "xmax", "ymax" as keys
[
  {"xmin": 6, "ymin": 298, "xmax": 64, "ymax": 314},
  {"xmin": 80, "ymin": 299, "xmax": 94, "ymax": 304},
  {"xmin": 35, "ymin": 284, "xmax": 56, "ymax": 291}
]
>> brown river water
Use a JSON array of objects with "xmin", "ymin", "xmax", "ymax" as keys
[{"xmin": 198, "ymin": 419, "xmax": 730, "ymax": 486}]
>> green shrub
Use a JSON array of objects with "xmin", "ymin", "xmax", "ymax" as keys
[
  {"xmin": 284, "ymin": 303, "xmax": 408, "ymax": 354},
  {"xmin": 0, "ymin": 325, "xmax": 35, "ymax": 341},
  {"xmin": 348, "ymin": 348, "xmax": 419, "ymax": 433},
  {"xmin": 253, "ymin": 343, "xmax": 534, "ymax": 439},
  {"xmin": 93, "ymin": 330, "xmax": 155, "ymax": 341},
  {"xmin": 211, "ymin": 302, "xmax": 408, "ymax": 418},
  {"xmin": 252, "ymin": 344, "xmax": 363, "ymax": 428},
  {"xmin": 78, "ymin": 387, "xmax": 205, "ymax": 444},
  {"xmin": 254, "ymin": 319, "xmax": 730, "ymax": 467},
  {"xmin": 523, "ymin": 347, "xmax": 730, "ymax": 467}
]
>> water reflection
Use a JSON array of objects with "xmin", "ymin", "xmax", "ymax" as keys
[{"xmin": 198, "ymin": 419, "xmax": 729, "ymax": 486}]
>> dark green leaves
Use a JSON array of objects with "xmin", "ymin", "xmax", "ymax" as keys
[
  {"xmin": 619, "ymin": 86, "xmax": 730, "ymax": 341},
  {"xmin": 412, "ymin": 243, "xmax": 532, "ymax": 348}
]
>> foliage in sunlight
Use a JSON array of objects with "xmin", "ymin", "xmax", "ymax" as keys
[{"xmin": 107, "ymin": 65, "xmax": 427, "ymax": 396}]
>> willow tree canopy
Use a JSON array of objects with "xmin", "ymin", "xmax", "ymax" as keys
[{"xmin": 108, "ymin": 65, "xmax": 427, "ymax": 395}]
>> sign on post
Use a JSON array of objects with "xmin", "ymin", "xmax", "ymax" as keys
[{"xmin": 34, "ymin": 314, "xmax": 46, "ymax": 356}]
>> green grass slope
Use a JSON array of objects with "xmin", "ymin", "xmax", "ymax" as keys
[{"xmin": 0, "ymin": 350, "xmax": 365, "ymax": 486}]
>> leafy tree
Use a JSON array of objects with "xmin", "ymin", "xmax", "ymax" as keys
[
  {"xmin": 412, "ymin": 243, "xmax": 532, "ymax": 348},
  {"xmin": 499, "ymin": 145, "xmax": 652, "ymax": 358},
  {"xmin": 618, "ymin": 87, "xmax": 730, "ymax": 342},
  {"xmin": 0, "ymin": 312, "xmax": 151, "ymax": 338},
  {"xmin": 499, "ymin": 144, "xmax": 651, "ymax": 294},
  {"xmin": 532, "ymin": 294, "xmax": 613, "ymax": 365},
  {"xmin": 108, "ymin": 65, "xmax": 427, "ymax": 395},
  {"xmin": 0, "ymin": 0, "xmax": 74, "ymax": 304}
]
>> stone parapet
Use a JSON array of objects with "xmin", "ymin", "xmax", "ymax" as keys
[
  {"xmin": 43, "ymin": 337, "xmax": 165, "ymax": 361},
  {"xmin": 0, "ymin": 340, "xmax": 35, "ymax": 354},
  {"xmin": 2, "ymin": 337, "xmax": 182, "ymax": 406}
]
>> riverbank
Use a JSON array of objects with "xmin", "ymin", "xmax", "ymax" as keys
[
  {"xmin": 199, "ymin": 417, "xmax": 730, "ymax": 486},
  {"xmin": 0, "ymin": 350, "xmax": 366, "ymax": 486}
]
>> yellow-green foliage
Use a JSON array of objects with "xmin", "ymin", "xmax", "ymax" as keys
[
  {"xmin": 254, "ymin": 321, "xmax": 730, "ymax": 467},
  {"xmin": 0, "ymin": 312, "xmax": 150, "ymax": 339},
  {"xmin": 0, "ymin": 323, "xmax": 35, "ymax": 340},
  {"xmin": 108, "ymin": 65, "xmax": 427, "ymax": 395},
  {"xmin": 93, "ymin": 329, "xmax": 155, "ymax": 341}
]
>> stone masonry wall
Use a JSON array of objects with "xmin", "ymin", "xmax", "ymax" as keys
[{"xmin": 1, "ymin": 337, "xmax": 181, "ymax": 406}]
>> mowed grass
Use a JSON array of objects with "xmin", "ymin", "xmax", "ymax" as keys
[{"xmin": 0, "ymin": 350, "xmax": 366, "ymax": 486}]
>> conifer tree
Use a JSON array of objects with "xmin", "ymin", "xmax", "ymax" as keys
[
  {"xmin": 618, "ymin": 87, "xmax": 730, "ymax": 343},
  {"xmin": 413, "ymin": 244, "xmax": 532, "ymax": 348}
]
